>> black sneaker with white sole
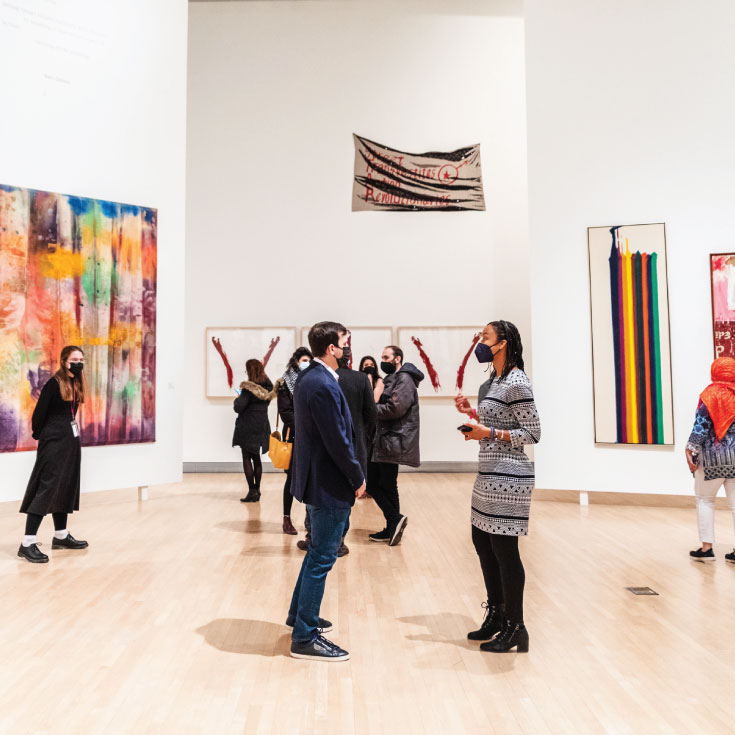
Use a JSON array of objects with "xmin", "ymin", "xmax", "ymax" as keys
[
  {"xmin": 290, "ymin": 635, "xmax": 349, "ymax": 662},
  {"xmin": 690, "ymin": 547, "xmax": 715, "ymax": 562},
  {"xmin": 389, "ymin": 515, "xmax": 408, "ymax": 546},
  {"xmin": 725, "ymin": 549, "xmax": 735, "ymax": 564},
  {"xmin": 369, "ymin": 528, "xmax": 390, "ymax": 542},
  {"xmin": 285, "ymin": 617, "xmax": 333, "ymax": 634}
]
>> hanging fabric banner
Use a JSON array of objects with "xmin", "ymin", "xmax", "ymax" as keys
[{"xmin": 352, "ymin": 134, "xmax": 485, "ymax": 212}]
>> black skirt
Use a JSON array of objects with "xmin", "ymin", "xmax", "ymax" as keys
[{"xmin": 20, "ymin": 416, "xmax": 81, "ymax": 515}]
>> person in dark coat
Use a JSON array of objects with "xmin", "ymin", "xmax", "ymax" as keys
[
  {"xmin": 322, "ymin": 344, "xmax": 377, "ymax": 557},
  {"xmin": 234, "ymin": 359, "xmax": 281, "ymax": 503},
  {"xmin": 337, "ymin": 347, "xmax": 377, "ymax": 475},
  {"xmin": 18, "ymin": 345, "xmax": 89, "ymax": 563},
  {"xmin": 286, "ymin": 321, "xmax": 365, "ymax": 662},
  {"xmin": 369, "ymin": 345, "xmax": 424, "ymax": 547},
  {"xmin": 277, "ymin": 347, "xmax": 313, "ymax": 534}
]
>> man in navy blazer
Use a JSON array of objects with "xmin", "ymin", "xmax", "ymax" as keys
[{"xmin": 286, "ymin": 321, "xmax": 365, "ymax": 662}]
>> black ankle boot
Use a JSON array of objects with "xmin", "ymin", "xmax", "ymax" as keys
[
  {"xmin": 467, "ymin": 602, "xmax": 505, "ymax": 641},
  {"xmin": 240, "ymin": 485, "xmax": 260, "ymax": 503},
  {"xmin": 480, "ymin": 618, "xmax": 529, "ymax": 653}
]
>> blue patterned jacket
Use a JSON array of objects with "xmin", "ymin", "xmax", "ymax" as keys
[{"xmin": 687, "ymin": 401, "xmax": 735, "ymax": 480}]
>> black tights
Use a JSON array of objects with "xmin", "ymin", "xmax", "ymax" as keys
[
  {"xmin": 471, "ymin": 525, "xmax": 525, "ymax": 624},
  {"xmin": 240, "ymin": 448, "xmax": 262, "ymax": 489},
  {"xmin": 283, "ymin": 465, "xmax": 294, "ymax": 516},
  {"xmin": 25, "ymin": 512, "xmax": 68, "ymax": 536}
]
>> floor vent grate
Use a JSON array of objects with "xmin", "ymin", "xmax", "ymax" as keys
[{"xmin": 626, "ymin": 587, "xmax": 658, "ymax": 596}]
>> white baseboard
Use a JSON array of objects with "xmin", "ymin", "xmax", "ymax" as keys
[{"xmin": 182, "ymin": 461, "xmax": 477, "ymax": 474}]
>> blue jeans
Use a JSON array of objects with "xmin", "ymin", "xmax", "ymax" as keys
[
  {"xmin": 304, "ymin": 507, "xmax": 350, "ymax": 538},
  {"xmin": 288, "ymin": 504, "xmax": 351, "ymax": 643}
]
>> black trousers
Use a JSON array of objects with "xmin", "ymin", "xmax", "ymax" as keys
[
  {"xmin": 368, "ymin": 461, "xmax": 400, "ymax": 529},
  {"xmin": 471, "ymin": 525, "xmax": 525, "ymax": 624},
  {"xmin": 25, "ymin": 512, "xmax": 68, "ymax": 536}
]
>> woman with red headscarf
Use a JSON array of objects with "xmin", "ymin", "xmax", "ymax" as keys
[{"xmin": 686, "ymin": 357, "xmax": 735, "ymax": 563}]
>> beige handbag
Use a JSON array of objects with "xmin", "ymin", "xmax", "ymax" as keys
[{"xmin": 268, "ymin": 415, "xmax": 293, "ymax": 470}]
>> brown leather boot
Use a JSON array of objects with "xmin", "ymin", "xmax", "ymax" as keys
[{"xmin": 282, "ymin": 516, "xmax": 297, "ymax": 535}]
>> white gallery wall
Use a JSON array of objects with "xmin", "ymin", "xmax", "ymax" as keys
[
  {"xmin": 0, "ymin": 0, "xmax": 188, "ymax": 501},
  {"xmin": 525, "ymin": 0, "xmax": 735, "ymax": 493},
  {"xmin": 185, "ymin": 0, "xmax": 529, "ymax": 467}
]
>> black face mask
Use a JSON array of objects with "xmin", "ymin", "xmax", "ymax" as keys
[
  {"xmin": 69, "ymin": 362, "xmax": 84, "ymax": 377},
  {"xmin": 340, "ymin": 345, "xmax": 351, "ymax": 366},
  {"xmin": 381, "ymin": 361, "xmax": 397, "ymax": 375},
  {"xmin": 362, "ymin": 365, "xmax": 377, "ymax": 376}
]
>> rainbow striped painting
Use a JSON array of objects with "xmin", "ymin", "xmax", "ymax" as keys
[
  {"xmin": 0, "ymin": 184, "xmax": 156, "ymax": 452},
  {"xmin": 588, "ymin": 224, "xmax": 673, "ymax": 445}
]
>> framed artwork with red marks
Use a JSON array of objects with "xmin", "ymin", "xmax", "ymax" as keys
[
  {"xmin": 710, "ymin": 253, "xmax": 735, "ymax": 358},
  {"xmin": 395, "ymin": 327, "xmax": 486, "ymax": 398},
  {"xmin": 299, "ymin": 326, "xmax": 393, "ymax": 371},
  {"xmin": 205, "ymin": 327, "xmax": 296, "ymax": 398}
]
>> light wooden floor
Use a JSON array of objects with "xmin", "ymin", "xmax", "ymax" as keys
[{"xmin": 2, "ymin": 473, "xmax": 735, "ymax": 734}]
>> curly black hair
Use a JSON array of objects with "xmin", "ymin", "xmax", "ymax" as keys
[{"xmin": 286, "ymin": 346, "xmax": 313, "ymax": 372}]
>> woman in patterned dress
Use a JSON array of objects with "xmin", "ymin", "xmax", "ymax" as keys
[{"xmin": 456, "ymin": 321, "xmax": 541, "ymax": 653}]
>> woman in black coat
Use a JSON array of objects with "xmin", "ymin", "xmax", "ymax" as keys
[
  {"xmin": 18, "ymin": 345, "xmax": 89, "ymax": 564},
  {"xmin": 234, "ymin": 359, "xmax": 280, "ymax": 503},
  {"xmin": 277, "ymin": 347, "xmax": 312, "ymax": 534}
]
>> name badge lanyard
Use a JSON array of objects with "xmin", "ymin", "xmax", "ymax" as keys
[{"xmin": 71, "ymin": 383, "xmax": 79, "ymax": 438}]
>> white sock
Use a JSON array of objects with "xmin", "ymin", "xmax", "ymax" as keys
[
  {"xmin": 22, "ymin": 535, "xmax": 37, "ymax": 548},
  {"xmin": 54, "ymin": 529, "xmax": 69, "ymax": 540}
]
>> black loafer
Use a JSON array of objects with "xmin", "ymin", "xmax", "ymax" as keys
[
  {"xmin": 52, "ymin": 534, "xmax": 88, "ymax": 550},
  {"xmin": 18, "ymin": 543, "xmax": 49, "ymax": 563},
  {"xmin": 285, "ymin": 616, "xmax": 333, "ymax": 633},
  {"xmin": 290, "ymin": 635, "xmax": 349, "ymax": 661}
]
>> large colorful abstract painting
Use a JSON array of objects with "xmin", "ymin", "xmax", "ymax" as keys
[
  {"xmin": 0, "ymin": 184, "xmax": 157, "ymax": 452},
  {"xmin": 710, "ymin": 253, "xmax": 735, "ymax": 358},
  {"xmin": 206, "ymin": 328, "xmax": 297, "ymax": 398},
  {"xmin": 588, "ymin": 223, "xmax": 673, "ymax": 445}
]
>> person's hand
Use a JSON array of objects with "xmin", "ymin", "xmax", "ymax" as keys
[
  {"xmin": 455, "ymin": 393, "xmax": 472, "ymax": 415},
  {"xmin": 355, "ymin": 481, "xmax": 367, "ymax": 499},
  {"xmin": 461, "ymin": 423, "xmax": 490, "ymax": 441},
  {"xmin": 685, "ymin": 448, "xmax": 699, "ymax": 474}
]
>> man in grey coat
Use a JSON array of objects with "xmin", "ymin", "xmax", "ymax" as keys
[{"xmin": 368, "ymin": 345, "xmax": 424, "ymax": 546}]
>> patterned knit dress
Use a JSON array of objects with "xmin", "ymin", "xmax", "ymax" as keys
[{"xmin": 471, "ymin": 369, "xmax": 541, "ymax": 536}]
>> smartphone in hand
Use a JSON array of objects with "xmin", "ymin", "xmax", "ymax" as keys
[{"xmin": 457, "ymin": 425, "xmax": 473, "ymax": 433}]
